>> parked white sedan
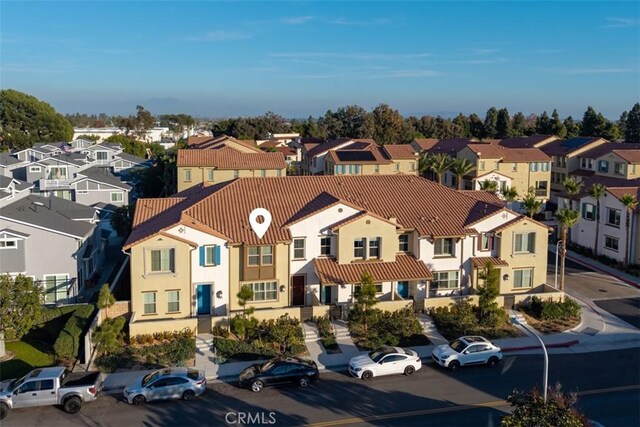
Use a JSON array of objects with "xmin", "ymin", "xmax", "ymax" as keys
[
  {"xmin": 431, "ymin": 336, "xmax": 503, "ymax": 371},
  {"xmin": 349, "ymin": 346, "xmax": 422, "ymax": 380}
]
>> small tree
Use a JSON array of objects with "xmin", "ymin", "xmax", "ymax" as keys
[
  {"xmin": 0, "ymin": 274, "xmax": 44, "ymax": 357},
  {"xmin": 97, "ymin": 284, "xmax": 115, "ymax": 310},
  {"xmin": 502, "ymin": 384, "xmax": 588, "ymax": 427},
  {"xmin": 477, "ymin": 262, "xmax": 501, "ymax": 326},
  {"xmin": 522, "ymin": 187, "xmax": 542, "ymax": 218}
]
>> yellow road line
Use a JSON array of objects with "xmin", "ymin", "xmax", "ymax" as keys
[{"xmin": 304, "ymin": 384, "xmax": 640, "ymax": 427}]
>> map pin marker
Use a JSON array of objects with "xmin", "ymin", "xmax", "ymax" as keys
[{"xmin": 249, "ymin": 208, "xmax": 272, "ymax": 239}]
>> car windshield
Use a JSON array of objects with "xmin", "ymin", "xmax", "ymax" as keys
[
  {"xmin": 142, "ymin": 371, "xmax": 160, "ymax": 387},
  {"xmin": 368, "ymin": 350, "xmax": 387, "ymax": 363},
  {"xmin": 449, "ymin": 339, "xmax": 466, "ymax": 353},
  {"xmin": 260, "ymin": 361, "xmax": 275, "ymax": 372}
]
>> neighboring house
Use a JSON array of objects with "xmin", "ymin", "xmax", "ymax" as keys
[
  {"xmin": 324, "ymin": 144, "xmax": 419, "ymax": 176},
  {"xmin": 123, "ymin": 175, "xmax": 552, "ymax": 335},
  {"xmin": 70, "ymin": 167, "xmax": 132, "ymax": 207},
  {"xmin": 176, "ymin": 148, "xmax": 287, "ymax": 191},
  {"xmin": 0, "ymin": 195, "xmax": 103, "ymax": 303},
  {"xmin": 0, "ymin": 152, "xmax": 26, "ymax": 178},
  {"xmin": 572, "ymin": 186, "xmax": 640, "ymax": 265}
]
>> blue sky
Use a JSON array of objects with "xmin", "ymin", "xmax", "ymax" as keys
[{"xmin": 2, "ymin": 1, "xmax": 639, "ymax": 119}]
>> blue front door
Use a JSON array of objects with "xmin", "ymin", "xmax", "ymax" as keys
[
  {"xmin": 197, "ymin": 285, "xmax": 211, "ymax": 315},
  {"xmin": 397, "ymin": 281, "xmax": 409, "ymax": 298}
]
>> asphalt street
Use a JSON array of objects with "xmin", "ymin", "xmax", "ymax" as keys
[{"xmin": 4, "ymin": 349, "xmax": 639, "ymax": 427}]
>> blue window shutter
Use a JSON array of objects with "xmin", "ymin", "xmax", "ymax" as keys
[
  {"xmin": 199, "ymin": 246, "xmax": 205, "ymax": 266},
  {"xmin": 214, "ymin": 245, "xmax": 221, "ymax": 266}
]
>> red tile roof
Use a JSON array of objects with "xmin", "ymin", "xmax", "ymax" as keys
[
  {"xmin": 125, "ymin": 175, "xmax": 508, "ymax": 248},
  {"xmin": 314, "ymin": 254, "xmax": 432, "ymax": 284},
  {"xmin": 470, "ymin": 257, "xmax": 509, "ymax": 268},
  {"xmin": 413, "ymin": 138, "xmax": 439, "ymax": 151},
  {"xmin": 177, "ymin": 148, "xmax": 286, "ymax": 169},
  {"xmin": 382, "ymin": 144, "xmax": 418, "ymax": 160}
]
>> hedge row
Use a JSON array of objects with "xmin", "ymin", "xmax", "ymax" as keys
[{"xmin": 53, "ymin": 304, "xmax": 95, "ymax": 362}]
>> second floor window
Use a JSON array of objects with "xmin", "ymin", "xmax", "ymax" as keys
[
  {"xmin": 354, "ymin": 238, "xmax": 365, "ymax": 259},
  {"xmin": 434, "ymin": 238, "xmax": 454, "ymax": 257},
  {"xmin": 514, "ymin": 232, "xmax": 535, "ymax": 254},
  {"xmin": 184, "ymin": 169, "xmax": 192, "ymax": 181},
  {"xmin": 607, "ymin": 208, "xmax": 621, "ymax": 227},
  {"xmin": 247, "ymin": 246, "xmax": 273, "ymax": 266},
  {"xmin": 582, "ymin": 203, "xmax": 596, "ymax": 221},
  {"xmin": 320, "ymin": 237, "xmax": 331, "ymax": 256},
  {"xmin": 398, "ymin": 234, "xmax": 409, "ymax": 252},
  {"xmin": 293, "ymin": 238, "xmax": 305, "ymax": 259},
  {"xmin": 150, "ymin": 249, "xmax": 175, "ymax": 273}
]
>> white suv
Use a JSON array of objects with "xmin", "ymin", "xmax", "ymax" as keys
[{"xmin": 431, "ymin": 336, "xmax": 502, "ymax": 371}]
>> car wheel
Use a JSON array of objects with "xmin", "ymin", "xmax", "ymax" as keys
[
  {"xmin": 132, "ymin": 395, "xmax": 146, "ymax": 406},
  {"xmin": 449, "ymin": 361, "xmax": 461, "ymax": 372},
  {"xmin": 361, "ymin": 370, "xmax": 373, "ymax": 381},
  {"xmin": 63, "ymin": 396, "xmax": 82, "ymax": 414},
  {"xmin": 487, "ymin": 356, "xmax": 499, "ymax": 368},
  {"xmin": 404, "ymin": 365, "xmax": 416, "ymax": 375},
  {"xmin": 299, "ymin": 377, "xmax": 310, "ymax": 388},
  {"xmin": 182, "ymin": 390, "xmax": 196, "ymax": 401},
  {"xmin": 0, "ymin": 402, "xmax": 9, "ymax": 420},
  {"xmin": 251, "ymin": 380, "xmax": 264, "ymax": 393}
]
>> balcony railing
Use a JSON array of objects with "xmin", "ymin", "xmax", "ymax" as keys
[{"xmin": 39, "ymin": 178, "xmax": 72, "ymax": 189}]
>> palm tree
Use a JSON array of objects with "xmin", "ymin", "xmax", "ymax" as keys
[
  {"xmin": 562, "ymin": 177, "xmax": 583, "ymax": 209},
  {"xmin": 479, "ymin": 180, "xmax": 499, "ymax": 193},
  {"xmin": 449, "ymin": 158, "xmax": 476, "ymax": 190},
  {"xmin": 620, "ymin": 194, "xmax": 639, "ymax": 266},
  {"xmin": 501, "ymin": 186, "xmax": 518, "ymax": 210},
  {"xmin": 587, "ymin": 183, "xmax": 606, "ymax": 256},
  {"xmin": 556, "ymin": 208, "xmax": 580, "ymax": 292},
  {"xmin": 426, "ymin": 153, "xmax": 452, "ymax": 185},
  {"xmin": 522, "ymin": 187, "xmax": 542, "ymax": 218}
]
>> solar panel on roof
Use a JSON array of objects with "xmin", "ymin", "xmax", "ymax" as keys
[
  {"xmin": 335, "ymin": 150, "xmax": 377, "ymax": 162},
  {"xmin": 560, "ymin": 137, "xmax": 592, "ymax": 149}
]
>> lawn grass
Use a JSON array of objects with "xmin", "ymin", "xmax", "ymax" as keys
[{"xmin": 0, "ymin": 340, "xmax": 55, "ymax": 380}]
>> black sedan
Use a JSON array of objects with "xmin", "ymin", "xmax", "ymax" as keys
[{"xmin": 239, "ymin": 357, "xmax": 319, "ymax": 392}]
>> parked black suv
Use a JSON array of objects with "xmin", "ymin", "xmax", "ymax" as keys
[{"xmin": 239, "ymin": 357, "xmax": 319, "ymax": 392}]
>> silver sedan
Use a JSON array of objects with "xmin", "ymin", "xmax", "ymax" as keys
[{"xmin": 123, "ymin": 368, "xmax": 206, "ymax": 405}]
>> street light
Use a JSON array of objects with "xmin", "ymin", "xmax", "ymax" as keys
[
  {"xmin": 554, "ymin": 239, "xmax": 563, "ymax": 290},
  {"xmin": 511, "ymin": 316, "xmax": 548, "ymax": 403}
]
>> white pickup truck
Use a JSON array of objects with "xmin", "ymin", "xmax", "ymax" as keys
[{"xmin": 0, "ymin": 367, "xmax": 103, "ymax": 420}]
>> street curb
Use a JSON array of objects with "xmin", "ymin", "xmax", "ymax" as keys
[
  {"xmin": 565, "ymin": 253, "xmax": 639, "ymax": 289},
  {"xmin": 501, "ymin": 339, "xmax": 579, "ymax": 352}
]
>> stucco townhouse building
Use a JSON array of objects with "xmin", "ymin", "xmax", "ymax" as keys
[{"xmin": 123, "ymin": 175, "xmax": 555, "ymax": 336}]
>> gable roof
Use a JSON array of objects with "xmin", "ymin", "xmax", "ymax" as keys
[
  {"xmin": 125, "ymin": 175, "xmax": 507, "ymax": 248},
  {"xmin": 176, "ymin": 148, "xmax": 286, "ymax": 169},
  {"xmin": 0, "ymin": 195, "xmax": 96, "ymax": 238}
]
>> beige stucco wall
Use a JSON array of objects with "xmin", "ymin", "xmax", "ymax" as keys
[
  {"xmin": 130, "ymin": 235, "xmax": 194, "ymax": 323},
  {"xmin": 229, "ymin": 243, "xmax": 290, "ymax": 312},
  {"xmin": 177, "ymin": 166, "xmax": 285, "ymax": 192},
  {"xmin": 336, "ymin": 215, "xmax": 398, "ymax": 263},
  {"xmin": 496, "ymin": 219, "xmax": 549, "ymax": 294}
]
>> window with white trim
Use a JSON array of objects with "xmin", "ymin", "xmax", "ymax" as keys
[
  {"xmin": 604, "ymin": 236, "xmax": 619, "ymax": 252},
  {"xmin": 167, "ymin": 290, "xmax": 180, "ymax": 312},
  {"xmin": 248, "ymin": 281, "xmax": 278, "ymax": 301},
  {"xmin": 143, "ymin": 291, "xmax": 157, "ymax": 314},
  {"xmin": 150, "ymin": 249, "xmax": 175, "ymax": 273},
  {"xmin": 432, "ymin": 271, "xmax": 459, "ymax": 289},
  {"xmin": 513, "ymin": 232, "xmax": 535, "ymax": 254},
  {"xmin": 434, "ymin": 238, "xmax": 454, "ymax": 256},
  {"xmin": 293, "ymin": 238, "xmax": 305, "ymax": 260},
  {"xmin": 514, "ymin": 269, "xmax": 533, "ymax": 288},
  {"xmin": 320, "ymin": 237, "xmax": 331, "ymax": 256},
  {"xmin": 110, "ymin": 192, "xmax": 124, "ymax": 203},
  {"xmin": 606, "ymin": 208, "xmax": 621, "ymax": 227}
]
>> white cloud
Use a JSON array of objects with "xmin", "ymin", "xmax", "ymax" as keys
[
  {"xmin": 601, "ymin": 17, "xmax": 640, "ymax": 29},
  {"xmin": 183, "ymin": 30, "xmax": 251, "ymax": 42}
]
